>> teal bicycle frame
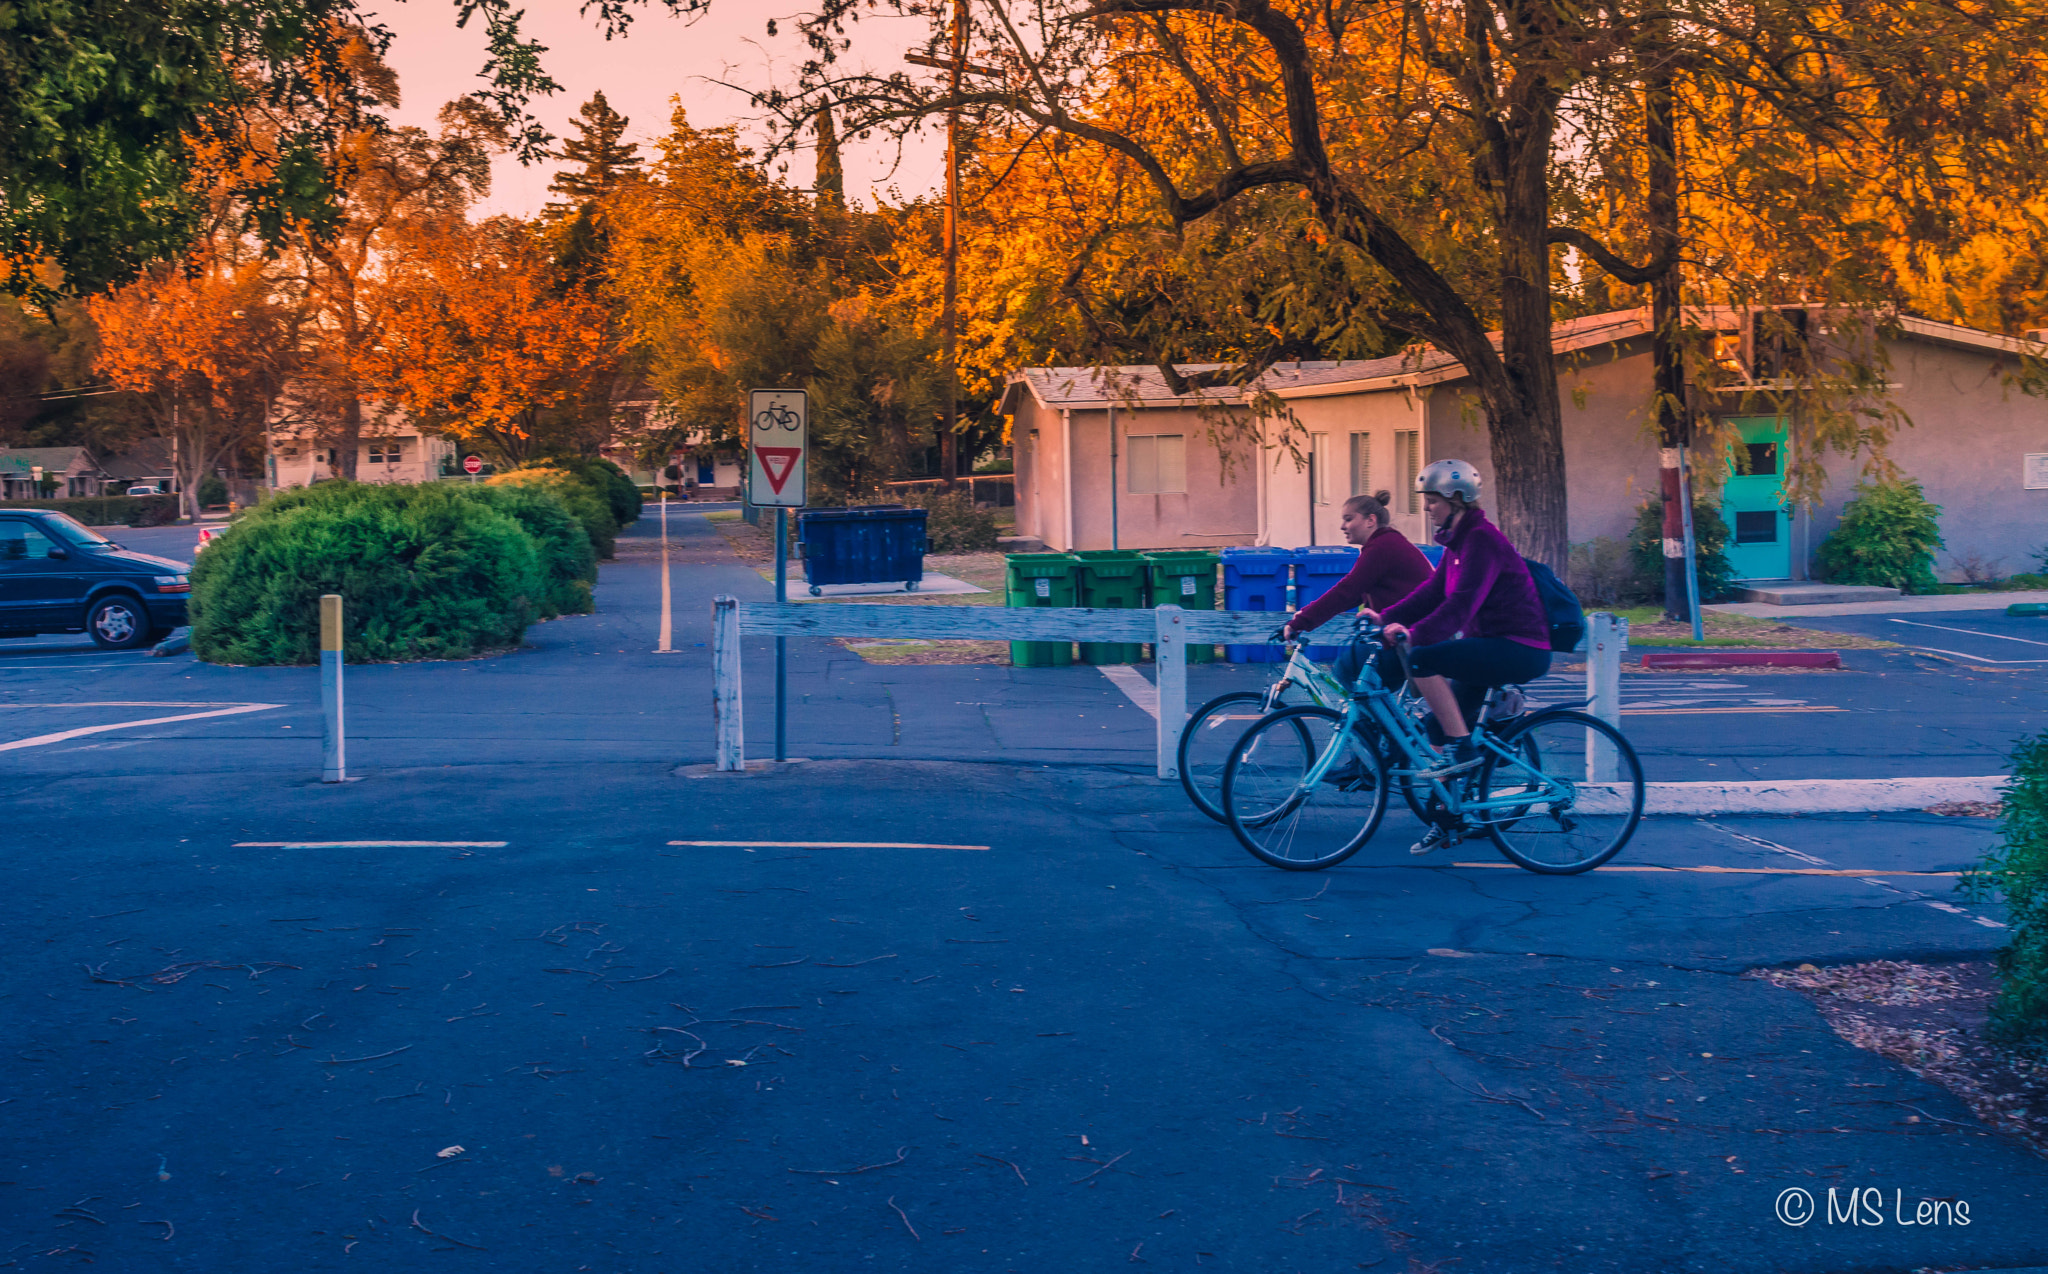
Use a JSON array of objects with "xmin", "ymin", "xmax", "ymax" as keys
[{"xmin": 1292, "ymin": 631, "xmax": 1579, "ymax": 828}]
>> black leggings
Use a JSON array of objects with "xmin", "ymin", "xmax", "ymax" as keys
[{"xmin": 1334, "ymin": 636, "xmax": 1552, "ymax": 725}]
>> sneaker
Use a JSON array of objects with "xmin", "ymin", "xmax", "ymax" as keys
[{"xmin": 1410, "ymin": 823, "xmax": 1460, "ymax": 855}]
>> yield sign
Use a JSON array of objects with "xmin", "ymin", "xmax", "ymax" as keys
[
  {"xmin": 747, "ymin": 388, "xmax": 807, "ymax": 508},
  {"xmin": 755, "ymin": 447, "xmax": 802, "ymax": 495}
]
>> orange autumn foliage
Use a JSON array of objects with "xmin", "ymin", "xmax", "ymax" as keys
[{"xmin": 368, "ymin": 217, "xmax": 616, "ymax": 458}]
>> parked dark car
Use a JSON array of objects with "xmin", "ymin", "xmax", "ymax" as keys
[{"xmin": 0, "ymin": 510, "xmax": 189, "ymax": 649}]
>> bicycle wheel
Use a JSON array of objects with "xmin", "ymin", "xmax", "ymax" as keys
[
  {"xmin": 1178, "ymin": 690, "xmax": 1298, "ymax": 824},
  {"xmin": 1477, "ymin": 709, "xmax": 1644, "ymax": 874},
  {"xmin": 1220, "ymin": 706, "xmax": 1389, "ymax": 870}
]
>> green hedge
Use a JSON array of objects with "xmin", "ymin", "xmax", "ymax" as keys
[
  {"xmin": 491, "ymin": 467, "xmax": 616, "ymax": 559},
  {"xmin": 189, "ymin": 482, "xmax": 545, "ymax": 664},
  {"xmin": 1817, "ymin": 477, "xmax": 1944, "ymax": 593},
  {"xmin": 449, "ymin": 483, "xmax": 596, "ymax": 618},
  {"xmin": 523, "ymin": 456, "xmax": 641, "ymax": 527},
  {"xmin": 0, "ymin": 494, "xmax": 179, "ymax": 526},
  {"xmin": 1627, "ymin": 497, "xmax": 1738, "ymax": 603},
  {"xmin": 1964, "ymin": 733, "xmax": 2048, "ymax": 1055}
]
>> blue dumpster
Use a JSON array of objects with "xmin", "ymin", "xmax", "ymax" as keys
[
  {"xmin": 1421, "ymin": 543, "xmax": 1444, "ymax": 567},
  {"xmin": 1221, "ymin": 548, "xmax": 1293, "ymax": 663},
  {"xmin": 1293, "ymin": 546, "xmax": 1360, "ymax": 661},
  {"xmin": 797, "ymin": 506, "xmax": 928, "ymax": 594}
]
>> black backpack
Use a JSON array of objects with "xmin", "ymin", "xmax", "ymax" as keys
[{"xmin": 1522, "ymin": 557, "xmax": 1586, "ymax": 652}]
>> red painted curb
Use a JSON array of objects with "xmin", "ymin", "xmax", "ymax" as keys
[{"xmin": 1640, "ymin": 649, "xmax": 1843, "ymax": 670}]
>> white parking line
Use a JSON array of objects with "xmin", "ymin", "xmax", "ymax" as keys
[
  {"xmin": 1098, "ymin": 666, "xmax": 1159, "ymax": 718},
  {"xmin": 0, "ymin": 702, "xmax": 281, "ymax": 753},
  {"xmin": 235, "ymin": 841, "xmax": 508, "ymax": 848},
  {"xmin": 1889, "ymin": 617, "xmax": 2048, "ymax": 647}
]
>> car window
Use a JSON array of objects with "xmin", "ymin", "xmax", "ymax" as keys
[
  {"xmin": 0, "ymin": 521, "xmax": 59, "ymax": 563},
  {"xmin": 41, "ymin": 511, "xmax": 115, "ymax": 550}
]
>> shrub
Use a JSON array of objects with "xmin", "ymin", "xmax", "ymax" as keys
[
  {"xmin": 1816, "ymin": 477, "xmax": 1944, "ymax": 593},
  {"xmin": 198, "ymin": 473, "xmax": 229, "ymax": 506},
  {"xmin": 449, "ymin": 483, "xmax": 596, "ymax": 618},
  {"xmin": 1627, "ymin": 498, "xmax": 1738, "ymax": 603},
  {"xmin": 0, "ymin": 494, "xmax": 178, "ymax": 526},
  {"xmin": 896, "ymin": 487, "xmax": 998, "ymax": 553},
  {"xmin": 1568, "ymin": 536, "xmax": 1651, "ymax": 608},
  {"xmin": 490, "ymin": 467, "xmax": 616, "ymax": 559},
  {"xmin": 1962, "ymin": 732, "xmax": 2048, "ymax": 1055},
  {"xmin": 527, "ymin": 455, "xmax": 641, "ymax": 527},
  {"xmin": 189, "ymin": 482, "xmax": 544, "ymax": 664}
]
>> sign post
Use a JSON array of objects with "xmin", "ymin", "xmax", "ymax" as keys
[
  {"xmin": 462, "ymin": 454, "xmax": 483, "ymax": 483},
  {"xmin": 747, "ymin": 390, "xmax": 808, "ymax": 763}
]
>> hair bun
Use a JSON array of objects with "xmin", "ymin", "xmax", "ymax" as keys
[{"xmin": 1372, "ymin": 490, "xmax": 1391, "ymax": 505}]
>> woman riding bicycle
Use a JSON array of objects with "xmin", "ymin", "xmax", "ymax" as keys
[
  {"xmin": 1358, "ymin": 459, "xmax": 1551, "ymax": 789},
  {"xmin": 1279, "ymin": 490, "xmax": 1434, "ymax": 644}
]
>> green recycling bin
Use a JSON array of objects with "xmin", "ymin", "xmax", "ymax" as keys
[
  {"xmin": 1073, "ymin": 550, "xmax": 1148, "ymax": 665},
  {"xmin": 1143, "ymin": 550, "xmax": 1220, "ymax": 663},
  {"xmin": 1005, "ymin": 553, "xmax": 1079, "ymax": 667}
]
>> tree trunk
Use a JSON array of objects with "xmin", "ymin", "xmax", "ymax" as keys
[
  {"xmin": 1484, "ymin": 112, "xmax": 1570, "ymax": 570},
  {"xmin": 337, "ymin": 394, "xmax": 361, "ymax": 480}
]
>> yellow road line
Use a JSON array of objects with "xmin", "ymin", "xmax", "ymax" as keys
[
  {"xmin": 670, "ymin": 840, "xmax": 990, "ymax": 851},
  {"xmin": 1449, "ymin": 862, "xmax": 1961, "ymax": 876},
  {"xmin": 1621, "ymin": 706, "xmax": 1846, "ymax": 715}
]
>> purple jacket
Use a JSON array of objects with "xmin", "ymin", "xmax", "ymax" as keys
[
  {"xmin": 1288, "ymin": 525, "xmax": 1435, "ymax": 634},
  {"xmin": 1381, "ymin": 507, "xmax": 1549, "ymax": 650}
]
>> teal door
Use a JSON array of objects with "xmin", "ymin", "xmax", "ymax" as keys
[{"xmin": 1721, "ymin": 417, "xmax": 1791, "ymax": 580}]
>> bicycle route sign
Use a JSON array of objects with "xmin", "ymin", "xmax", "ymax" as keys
[{"xmin": 746, "ymin": 388, "xmax": 808, "ymax": 508}]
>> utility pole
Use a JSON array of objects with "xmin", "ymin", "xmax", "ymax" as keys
[
  {"xmin": 1647, "ymin": 59, "xmax": 1694, "ymax": 629},
  {"xmin": 908, "ymin": 3, "xmax": 996, "ymax": 488}
]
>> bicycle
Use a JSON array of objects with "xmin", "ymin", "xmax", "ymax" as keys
[
  {"xmin": 1217, "ymin": 620, "xmax": 1645, "ymax": 874},
  {"xmin": 1178, "ymin": 635, "xmax": 1429, "ymax": 825},
  {"xmin": 753, "ymin": 404, "xmax": 801, "ymax": 431}
]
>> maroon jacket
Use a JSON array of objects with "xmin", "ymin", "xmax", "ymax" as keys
[
  {"xmin": 1287, "ymin": 524, "xmax": 1435, "ymax": 635},
  {"xmin": 1381, "ymin": 507, "xmax": 1549, "ymax": 650}
]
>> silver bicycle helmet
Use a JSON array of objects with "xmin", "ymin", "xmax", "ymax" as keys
[{"xmin": 1415, "ymin": 458, "xmax": 1481, "ymax": 503}]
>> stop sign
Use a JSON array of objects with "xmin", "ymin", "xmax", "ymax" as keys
[{"xmin": 462, "ymin": 455, "xmax": 483, "ymax": 475}]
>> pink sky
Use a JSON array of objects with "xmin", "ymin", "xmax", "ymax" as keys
[{"xmin": 369, "ymin": 1, "xmax": 948, "ymax": 218}]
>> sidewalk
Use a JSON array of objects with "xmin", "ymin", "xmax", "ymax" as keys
[{"xmin": 1712, "ymin": 588, "xmax": 2048, "ymax": 619}]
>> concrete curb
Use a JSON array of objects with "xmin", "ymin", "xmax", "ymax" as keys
[
  {"xmin": 149, "ymin": 630, "xmax": 191, "ymax": 658},
  {"xmin": 1640, "ymin": 649, "xmax": 1842, "ymax": 670},
  {"xmin": 1576, "ymin": 775, "xmax": 2008, "ymax": 816}
]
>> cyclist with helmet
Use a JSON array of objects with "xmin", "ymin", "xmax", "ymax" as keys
[
  {"xmin": 1353, "ymin": 460, "xmax": 1551, "ymax": 848},
  {"xmin": 1279, "ymin": 491, "xmax": 1433, "ymax": 643}
]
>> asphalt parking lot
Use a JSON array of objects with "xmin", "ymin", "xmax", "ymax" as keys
[{"xmin": 3, "ymin": 512, "xmax": 2044, "ymax": 1272}]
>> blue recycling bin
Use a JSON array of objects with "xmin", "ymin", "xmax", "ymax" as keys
[
  {"xmin": 1221, "ymin": 548, "xmax": 1294, "ymax": 663},
  {"xmin": 1293, "ymin": 546, "xmax": 1360, "ymax": 661},
  {"xmin": 796, "ymin": 506, "xmax": 929, "ymax": 594}
]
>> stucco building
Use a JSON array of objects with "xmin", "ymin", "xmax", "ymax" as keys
[{"xmin": 1001, "ymin": 309, "xmax": 2048, "ymax": 582}]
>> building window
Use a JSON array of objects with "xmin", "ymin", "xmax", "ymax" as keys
[
  {"xmin": 1309, "ymin": 433, "xmax": 1330, "ymax": 504},
  {"xmin": 369, "ymin": 443, "xmax": 404, "ymax": 464},
  {"xmin": 1739, "ymin": 442, "xmax": 1778, "ymax": 477},
  {"xmin": 1734, "ymin": 510, "xmax": 1779, "ymax": 544},
  {"xmin": 1349, "ymin": 432, "xmax": 1372, "ymax": 495},
  {"xmin": 1126, "ymin": 434, "xmax": 1186, "ymax": 494},
  {"xmin": 1396, "ymin": 430, "xmax": 1421, "ymax": 513}
]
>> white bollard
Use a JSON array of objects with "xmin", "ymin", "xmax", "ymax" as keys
[
  {"xmin": 1585, "ymin": 611, "xmax": 1624, "ymax": 782},
  {"xmin": 320, "ymin": 594, "xmax": 346, "ymax": 782},
  {"xmin": 1154, "ymin": 605, "xmax": 1187, "ymax": 780},
  {"xmin": 712, "ymin": 595, "xmax": 744, "ymax": 770}
]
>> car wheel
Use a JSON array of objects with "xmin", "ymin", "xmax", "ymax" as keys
[{"xmin": 87, "ymin": 594, "xmax": 157, "ymax": 650}]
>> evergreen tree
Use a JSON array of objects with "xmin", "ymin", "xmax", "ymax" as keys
[
  {"xmin": 814, "ymin": 106, "xmax": 845, "ymax": 211},
  {"xmin": 548, "ymin": 92, "xmax": 642, "ymax": 208}
]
